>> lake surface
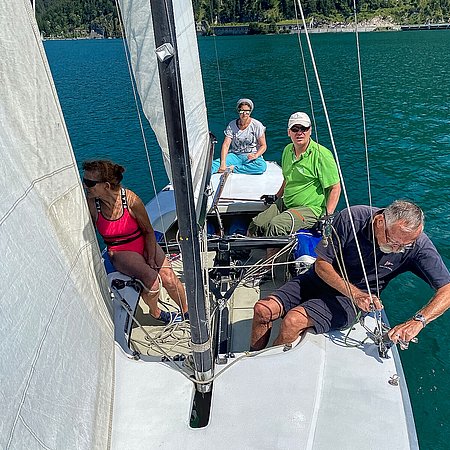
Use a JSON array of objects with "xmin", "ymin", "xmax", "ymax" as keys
[{"xmin": 45, "ymin": 30, "xmax": 450, "ymax": 449}]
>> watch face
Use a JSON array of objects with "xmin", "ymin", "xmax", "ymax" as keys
[{"xmin": 413, "ymin": 314, "xmax": 426, "ymax": 326}]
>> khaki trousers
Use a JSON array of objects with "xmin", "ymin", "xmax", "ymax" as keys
[{"xmin": 248, "ymin": 198, "xmax": 318, "ymax": 237}]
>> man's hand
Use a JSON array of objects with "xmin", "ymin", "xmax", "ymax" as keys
[
  {"xmin": 353, "ymin": 292, "xmax": 383, "ymax": 312},
  {"xmin": 388, "ymin": 320, "xmax": 423, "ymax": 350},
  {"xmin": 247, "ymin": 153, "xmax": 257, "ymax": 160},
  {"xmin": 260, "ymin": 194, "xmax": 277, "ymax": 205}
]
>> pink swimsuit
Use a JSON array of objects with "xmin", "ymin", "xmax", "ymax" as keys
[{"xmin": 95, "ymin": 188, "xmax": 145, "ymax": 254}]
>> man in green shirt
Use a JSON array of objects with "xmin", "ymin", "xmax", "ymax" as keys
[{"xmin": 248, "ymin": 112, "xmax": 341, "ymax": 237}]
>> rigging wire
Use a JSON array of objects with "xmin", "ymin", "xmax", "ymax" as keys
[
  {"xmin": 207, "ymin": 2, "xmax": 227, "ymax": 125},
  {"xmin": 294, "ymin": 0, "xmax": 376, "ymax": 305},
  {"xmin": 293, "ymin": 1, "xmax": 319, "ymax": 143}
]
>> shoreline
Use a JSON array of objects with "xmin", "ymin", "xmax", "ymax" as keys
[{"xmin": 43, "ymin": 20, "xmax": 450, "ymax": 40}]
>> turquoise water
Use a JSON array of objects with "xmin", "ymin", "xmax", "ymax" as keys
[{"xmin": 45, "ymin": 31, "xmax": 450, "ymax": 448}]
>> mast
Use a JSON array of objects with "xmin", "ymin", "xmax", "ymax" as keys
[{"xmin": 149, "ymin": 0, "xmax": 213, "ymax": 392}]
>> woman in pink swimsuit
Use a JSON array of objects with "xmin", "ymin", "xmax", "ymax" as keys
[{"xmin": 83, "ymin": 160, "xmax": 188, "ymax": 324}]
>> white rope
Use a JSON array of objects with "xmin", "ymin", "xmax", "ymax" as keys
[
  {"xmin": 352, "ymin": 0, "xmax": 383, "ymax": 333},
  {"xmin": 294, "ymin": 0, "xmax": 375, "ymax": 302}
]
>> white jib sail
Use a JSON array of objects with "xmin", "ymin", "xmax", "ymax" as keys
[
  {"xmin": 0, "ymin": 2, "xmax": 114, "ymax": 449},
  {"xmin": 118, "ymin": 0, "xmax": 211, "ymax": 206}
]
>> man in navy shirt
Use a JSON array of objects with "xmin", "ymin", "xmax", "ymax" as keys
[{"xmin": 250, "ymin": 200, "xmax": 450, "ymax": 350}]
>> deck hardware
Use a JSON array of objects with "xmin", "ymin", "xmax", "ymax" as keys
[
  {"xmin": 314, "ymin": 213, "xmax": 335, "ymax": 247},
  {"xmin": 283, "ymin": 343, "xmax": 293, "ymax": 352},
  {"xmin": 360, "ymin": 317, "xmax": 393, "ymax": 358},
  {"xmin": 111, "ymin": 278, "xmax": 141, "ymax": 293},
  {"xmin": 388, "ymin": 374, "xmax": 400, "ymax": 386},
  {"xmin": 216, "ymin": 354, "xmax": 228, "ymax": 365},
  {"xmin": 218, "ymin": 298, "xmax": 227, "ymax": 310}
]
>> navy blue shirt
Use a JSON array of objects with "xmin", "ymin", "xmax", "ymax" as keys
[{"xmin": 312, "ymin": 205, "xmax": 450, "ymax": 294}]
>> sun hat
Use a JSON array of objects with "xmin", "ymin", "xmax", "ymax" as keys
[
  {"xmin": 288, "ymin": 112, "xmax": 311, "ymax": 129},
  {"xmin": 236, "ymin": 98, "xmax": 254, "ymax": 112}
]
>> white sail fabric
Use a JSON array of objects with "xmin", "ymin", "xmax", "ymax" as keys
[
  {"xmin": 118, "ymin": 0, "xmax": 210, "ymax": 205},
  {"xmin": 0, "ymin": 2, "xmax": 114, "ymax": 449}
]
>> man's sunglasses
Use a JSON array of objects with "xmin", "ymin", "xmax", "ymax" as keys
[
  {"xmin": 238, "ymin": 109, "xmax": 251, "ymax": 114},
  {"xmin": 290, "ymin": 125, "xmax": 310, "ymax": 133},
  {"xmin": 83, "ymin": 178, "xmax": 104, "ymax": 188}
]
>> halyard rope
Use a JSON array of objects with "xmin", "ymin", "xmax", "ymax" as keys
[
  {"xmin": 294, "ymin": 0, "xmax": 377, "ymax": 307},
  {"xmin": 352, "ymin": 0, "xmax": 383, "ymax": 334}
]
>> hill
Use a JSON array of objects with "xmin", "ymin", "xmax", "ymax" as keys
[{"xmin": 35, "ymin": 0, "xmax": 450, "ymax": 38}]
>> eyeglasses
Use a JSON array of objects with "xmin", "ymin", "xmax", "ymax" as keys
[
  {"xmin": 383, "ymin": 218, "xmax": 415, "ymax": 251},
  {"xmin": 83, "ymin": 177, "xmax": 104, "ymax": 188},
  {"xmin": 290, "ymin": 125, "xmax": 310, "ymax": 133},
  {"xmin": 238, "ymin": 109, "xmax": 251, "ymax": 115}
]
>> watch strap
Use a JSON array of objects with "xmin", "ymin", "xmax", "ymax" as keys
[{"xmin": 412, "ymin": 313, "xmax": 427, "ymax": 328}]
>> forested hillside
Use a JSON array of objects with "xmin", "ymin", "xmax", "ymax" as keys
[{"xmin": 35, "ymin": 0, "xmax": 450, "ymax": 38}]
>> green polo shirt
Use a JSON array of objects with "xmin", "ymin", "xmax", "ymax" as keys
[{"xmin": 281, "ymin": 139, "xmax": 340, "ymax": 216}]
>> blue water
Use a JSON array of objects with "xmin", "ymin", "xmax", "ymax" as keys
[{"xmin": 45, "ymin": 31, "xmax": 450, "ymax": 448}]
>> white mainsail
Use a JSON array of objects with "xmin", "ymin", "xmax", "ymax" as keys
[
  {"xmin": 0, "ymin": 2, "xmax": 114, "ymax": 448},
  {"xmin": 118, "ymin": 0, "xmax": 211, "ymax": 205}
]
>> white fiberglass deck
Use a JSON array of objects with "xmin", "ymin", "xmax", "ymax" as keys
[
  {"xmin": 111, "ymin": 315, "xmax": 417, "ymax": 450},
  {"xmin": 210, "ymin": 161, "xmax": 283, "ymax": 214},
  {"xmin": 146, "ymin": 161, "xmax": 283, "ymax": 233}
]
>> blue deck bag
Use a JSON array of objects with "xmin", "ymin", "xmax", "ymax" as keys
[{"xmin": 294, "ymin": 230, "xmax": 322, "ymax": 259}]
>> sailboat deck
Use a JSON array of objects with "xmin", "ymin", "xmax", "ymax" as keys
[
  {"xmin": 129, "ymin": 248, "xmax": 286, "ymax": 357},
  {"xmin": 113, "ymin": 249, "xmax": 417, "ymax": 449},
  {"xmin": 113, "ymin": 314, "xmax": 416, "ymax": 450},
  {"xmin": 113, "ymin": 164, "xmax": 417, "ymax": 449}
]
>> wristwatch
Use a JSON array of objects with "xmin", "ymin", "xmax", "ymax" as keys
[{"xmin": 412, "ymin": 313, "xmax": 427, "ymax": 328}]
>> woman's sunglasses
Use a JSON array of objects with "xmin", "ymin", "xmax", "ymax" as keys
[{"xmin": 83, "ymin": 178, "xmax": 103, "ymax": 188}]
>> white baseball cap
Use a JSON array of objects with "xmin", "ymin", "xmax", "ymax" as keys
[{"xmin": 288, "ymin": 112, "xmax": 311, "ymax": 129}]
